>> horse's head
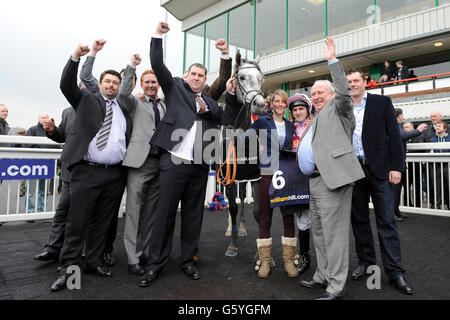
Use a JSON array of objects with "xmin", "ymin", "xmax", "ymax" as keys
[{"xmin": 234, "ymin": 51, "xmax": 265, "ymax": 115}]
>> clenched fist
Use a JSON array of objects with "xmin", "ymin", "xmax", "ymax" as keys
[
  {"xmin": 156, "ymin": 21, "xmax": 170, "ymax": 35},
  {"xmin": 131, "ymin": 54, "xmax": 142, "ymax": 67},
  {"xmin": 215, "ymin": 39, "xmax": 228, "ymax": 55},
  {"xmin": 72, "ymin": 44, "xmax": 90, "ymax": 60}
]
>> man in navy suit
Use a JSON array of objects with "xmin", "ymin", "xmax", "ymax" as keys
[
  {"xmin": 347, "ymin": 68, "xmax": 413, "ymax": 295},
  {"xmin": 139, "ymin": 22, "xmax": 223, "ymax": 287}
]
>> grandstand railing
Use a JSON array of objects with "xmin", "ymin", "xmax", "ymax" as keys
[
  {"xmin": 366, "ymin": 72, "xmax": 450, "ymax": 96},
  {"xmin": 1, "ymin": 137, "xmax": 449, "ymax": 223}
]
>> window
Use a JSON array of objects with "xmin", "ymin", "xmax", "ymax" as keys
[
  {"xmin": 255, "ymin": 0, "xmax": 286, "ymax": 55},
  {"xmin": 184, "ymin": 24, "xmax": 204, "ymax": 72},
  {"xmin": 228, "ymin": 1, "xmax": 254, "ymax": 60},
  {"xmin": 328, "ymin": 0, "xmax": 375, "ymax": 36},
  {"xmin": 205, "ymin": 13, "xmax": 228, "ymax": 74},
  {"xmin": 288, "ymin": 0, "xmax": 326, "ymax": 48},
  {"xmin": 377, "ymin": 0, "xmax": 435, "ymax": 22}
]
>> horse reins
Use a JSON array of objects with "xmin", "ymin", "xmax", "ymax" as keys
[{"xmin": 217, "ymin": 64, "xmax": 263, "ymax": 186}]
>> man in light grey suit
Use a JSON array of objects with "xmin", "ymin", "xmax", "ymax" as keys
[
  {"xmin": 297, "ymin": 37, "xmax": 365, "ymax": 300},
  {"xmin": 120, "ymin": 54, "xmax": 166, "ymax": 275}
]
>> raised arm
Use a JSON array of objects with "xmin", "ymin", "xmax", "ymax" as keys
[
  {"xmin": 119, "ymin": 54, "xmax": 141, "ymax": 98},
  {"xmin": 203, "ymin": 39, "xmax": 232, "ymax": 101},
  {"xmin": 60, "ymin": 44, "xmax": 90, "ymax": 109},
  {"xmin": 80, "ymin": 39, "xmax": 106, "ymax": 93},
  {"xmin": 150, "ymin": 22, "xmax": 175, "ymax": 95}
]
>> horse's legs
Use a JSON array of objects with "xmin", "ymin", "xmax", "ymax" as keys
[
  {"xmin": 225, "ymin": 183, "xmax": 239, "ymax": 257},
  {"xmin": 238, "ymin": 182, "xmax": 248, "ymax": 237}
]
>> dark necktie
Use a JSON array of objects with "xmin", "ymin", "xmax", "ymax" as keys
[
  {"xmin": 152, "ymin": 98, "xmax": 160, "ymax": 128},
  {"xmin": 196, "ymin": 94, "xmax": 206, "ymax": 113},
  {"xmin": 96, "ymin": 99, "xmax": 114, "ymax": 151}
]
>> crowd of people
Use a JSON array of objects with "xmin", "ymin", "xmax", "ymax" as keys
[{"xmin": 1, "ymin": 21, "xmax": 449, "ymax": 300}]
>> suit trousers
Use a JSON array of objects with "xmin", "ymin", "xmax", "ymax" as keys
[
  {"xmin": 124, "ymin": 154, "xmax": 160, "ymax": 265},
  {"xmin": 59, "ymin": 162, "xmax": 126, "ymax": 269},
  {"xmin": 309, "ymin": 175, "xmax": 353, "ymax": 297},
  {"xmin": 351, "ymin": 166, "xmax": 405, "ymax": 280},
  {"xmin": 146, "ymin": 151, "xmax": 208, "ymax": 272},
  {"xmin": 44, "ymin": 180, "xmax": 70, "ymax": 254}
]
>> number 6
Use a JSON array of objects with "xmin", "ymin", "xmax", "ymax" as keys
[{"xmin": 272, "ymin": 170, "xmax": 285, "ymax": 190}]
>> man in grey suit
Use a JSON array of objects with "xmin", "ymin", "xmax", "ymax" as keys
[
  {"xmin": 297, "ymin": 37, "xmax": 365, "ymax": 300},
  {"xmin": 119, "ymin": 54, "xmax": 166, "ymax": 275}
]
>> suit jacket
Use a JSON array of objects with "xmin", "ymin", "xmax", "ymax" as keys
[
  {"xmin": 46, "ymin": 107, "xmax": 75, "ymax": 181},
  {"xmin": 312, "ymin": 62, "xmax": 365, "ymax": 190},
  {"xmin": 120, "ymin": 64, "xmax": 166, "ymax": 168},
  {"xmin": 398, "ymin": 123, "xmax": 421, "ymax": 163},
  {"xmin": 59, "ymin": 57, "xmax": 133, "ymax": 169},
  {"xmin": 202, "ymin": 57, "xmax": 232, "ymax": 101},
  {"xmin": 149, "ymin": 37, "xmax": 222, "ymax": 161},
  {"xmin": 0, "ymin": 118, "xmax": 10, "ymax": 135},
  {"xmin": 360, "ymin": 93, "xmax": 404, "ymax": 180}
]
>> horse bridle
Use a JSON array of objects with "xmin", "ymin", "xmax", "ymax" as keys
[{"xmin": 217, "ymin": 64, "xmax": 264, "ymax": 186}]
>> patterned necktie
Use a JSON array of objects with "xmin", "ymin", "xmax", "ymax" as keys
[
  {"xmin": 195, "ymin": 93, "xmax": 206, "ymax": 113},
  {"xmin": 96, "ymin": 99, "xmax": 114, "ymax": 151},
  {"xmin": 152, "ymin": 98, "xmax": 160, "ymax": 128}
]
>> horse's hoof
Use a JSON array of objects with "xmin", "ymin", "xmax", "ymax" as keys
[
  {"xmin": 238, "ymin": 229, "xmax": 247, "ymax": 237},
  {"xmin": 225, "ymin": 247, "xmax": 238, "ymax": 257}
]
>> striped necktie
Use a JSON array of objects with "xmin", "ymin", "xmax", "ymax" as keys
[
  {"xmin": 195, "ymin": 93, "xmax": 206, "ymax": 113},
  {"xmin": 96, "ymin": 99, "xmax": 114, "ymax": 151}
]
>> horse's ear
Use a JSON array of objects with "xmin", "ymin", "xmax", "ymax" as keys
[
  {"xmin": 235, "ymin": 50, "xmax": 242, "ymax": 66},
  {"xmin": 253, "ymin": 54, "xmax": 260, "ymax": 65}
]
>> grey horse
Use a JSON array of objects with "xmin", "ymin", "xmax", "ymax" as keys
[{"xmin": 219, "ymin": 51, "xmax": 266, "ymax": 257}]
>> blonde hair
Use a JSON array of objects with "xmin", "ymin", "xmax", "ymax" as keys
[{"xmin": 272, "ymin": 89, "xmax": 288, "ymax": 105}]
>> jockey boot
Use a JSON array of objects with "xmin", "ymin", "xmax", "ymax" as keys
[
  {"xmin": 296, "ymin": 229, "xmax": 311, "ymax": 274},
  {"xmin": 282, "ymin": 236, "xmax": 299, "ymax": 278},
  {"xmin": 255, "ymin": 238, "xmax": 272, "ymax": 279}
]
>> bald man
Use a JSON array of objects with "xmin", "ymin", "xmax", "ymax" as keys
[
  {"xmin": 0, "ymin": 104, "xmax": 10, "ymax": 135},
  {"xmin": 420, "ymin": 110, "xmax": 442, "ymax": 142}
]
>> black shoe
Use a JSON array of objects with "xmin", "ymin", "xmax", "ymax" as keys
[
  {"xmin": 299, "ymin": 279, "xmax": 327, "ymax": 289},
  {"xmin": 84, "ymin": 266, "xmax": 113, "ymax": 277},
  {"xmin": 128, "ymin": 264, "xmax": 145, "ymax": 276},
  {"xmin": 395, "ymin": 215, "xmax": 403, "ymax": 222},
  {"xmin": 138, "ymin": 255, "xmax": 148, "ymax": 267},
  {"xmin": 389, "ymin": 276, "xmax": 413, "ymax": 295},
  {"xmin": 34, "ymin": 250, "xmax": 59, "ymax": 262},
  {"xmin": 315, "ymin": 291, "xmax": 341, "ymax": 300},
  {"xmin": 139, "ymin": 270, "xmax": 159, "ymax": 287},
  {"xmin": 181, "ymin": 265, "xmax": 200, "ymax": 280},
  {"xmin": 351, "ymin": 265, "xmax": 369, "ymax": 280},
  {"xmin": 50, "ymin": 274, "xmax": 68, "ymax": 292},
  {"xmin": 102, "ymin": 252, "xmax": 115, "ymax": 267}
]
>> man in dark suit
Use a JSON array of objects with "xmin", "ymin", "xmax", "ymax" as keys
[
  {"xmin": 50, "ymin": 43, "xmax": 133, "ymax": 292},
  {"xmin": 347, "ymin": 68, "xmax": 413, "ymax": 295},
  {"xmin": 139, "ymin": 22, "xmax": 223, "ymax": 287},
  {"xmin": 33, "ymin": 107, "xmax": 75, "ymax": 261}
]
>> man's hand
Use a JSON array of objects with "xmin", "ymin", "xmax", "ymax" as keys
[
  {"xmin": 72, "ymin": 44, "xmax": 90, "ymax": 61},
  {"xmin": 226, "ymin": 77, "xmax": 236, "ymax": 94},
  {"xmin": 323, "ymin": 36, "xmax": 337, "ymax": 62},
  {"xmin": 92, "ymin": 39, "xmax": 107, "ymax": 53},
  {"xmin": 417, "ymin": 123, "xmax": 428, "ymax": 132},
  {"xmin": 389, "ymin": 170, "xmax": 402, "ymax": 185},
  {"xmin": 131, "ymin": 54, "xmax": 142, "ymax": 67},
  {"xmin": 156, "ymin": 22, "xmax": 170, "ymax": 35},
  {"xmin": 215, "ymin": 39, "xmax": 229, "ymax": 55},
  {"xmin": 135, "ymin": 92, "xmax": 146, "ymax": 103},
  {"xmin": 43, "ymin": 118, "xmax": 55, "ymax": 133}
]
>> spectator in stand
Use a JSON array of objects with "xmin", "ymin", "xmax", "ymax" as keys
[
  {"xmin": 379, "ymin": 61, "xmax": 397, "ymax": 83},
  {"xmin": 364, "ymin": 73, "xmax": 378, "ymax": 89},
  {"xmin": 408, "ymin": 70, "xmax": 418, "ymax": 81},
  {"xmin": 0, "ymin": 104, "xmax": 10, "ymax": 135},
  {"xmin": 428, "ymin": 120, "xmax": 450, "ymax": 209},
  {"xmin": 393, "ymin": 109, "xmax": 427, "ymax": 221},
  {"xmin": 25, "ymin": 114, "xmax": 52, "ymax": 215},
  {"xmin": 403, "ymin": 122, "xmax": 426, "ymax": 208},
  {"xmin": 396, "ymin": 60, "xmax": 409, "ymax": 81},
  {"xmin": 421, "ymin": 110, "xmax": 442, "ymax": 142}
]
